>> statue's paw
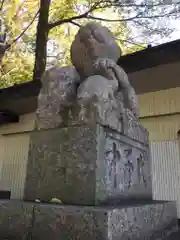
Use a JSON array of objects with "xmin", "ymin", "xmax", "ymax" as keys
[
  {"xmin": 104, "ymin": 58, "xmax": 116, "ymax": 69},
  {"xmin": 94, "ymin": 58, "xmax": 116, "ymax": 72},
  {"xmin": 93, "ymin": 58, "xmax": 104, "ymax": 70}
]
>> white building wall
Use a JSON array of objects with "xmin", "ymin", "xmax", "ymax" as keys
[
  {"xmin": 150, "ymin": 140, "xmax": 180, "ymax": 217},
  {"xmin": 0, "ymin": 113, "xmax": 35, "ymax": 199},
  {"xmin": 139, "ymin": 87, "xmax": 180, "ymax": 218}
]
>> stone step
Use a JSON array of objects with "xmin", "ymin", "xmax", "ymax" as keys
[{"xmin": 0, "ymin": 200, "xmax": 177, "ymax": 239}]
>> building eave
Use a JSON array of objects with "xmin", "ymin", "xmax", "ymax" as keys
[{"xmin": 118, "ymin": 38, "xmax": 180, "ymax": 73}]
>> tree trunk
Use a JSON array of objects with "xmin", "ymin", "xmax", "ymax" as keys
[
  {"xmin": 33, "ymin": 0, "xmax": 51, "ymax": 82},
  {"xmin": 0, "ymin": 43, "xmax": 6, "ymax": 64},
  {"xmin": 0, "ymin": 17, "xmax": 7, "ymax": 65}
]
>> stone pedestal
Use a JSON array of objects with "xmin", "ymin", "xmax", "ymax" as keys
[
  {"xmin": 0, "ymin": 21, "xmax": 178, "ymax": 239},
  {"xmin": 0, "ymin": 200, "xmax": 33, "ymax": 239},
  {"xmin": 31, "ymin": 201, "xmax": 178, "ymax": 240},
  {"xmin": 20, "ymin": 108, "xmax": 179, "ymax": 239},
  {"xmin": 0, "ymin": 200, "xmax": 178, "ymax": 240},
  {"xmin": 24, "ymin": 123, "xmax": 152, "ymax": 205}
]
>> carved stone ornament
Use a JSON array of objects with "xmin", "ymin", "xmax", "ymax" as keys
[{"xmin": 36, "ymin": 21, "xmax": 140, "ymax": 131}]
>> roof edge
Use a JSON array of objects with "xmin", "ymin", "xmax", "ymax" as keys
[{"xmin": 118, "ymin": 38, "xmax": 180, "ymax": 73}]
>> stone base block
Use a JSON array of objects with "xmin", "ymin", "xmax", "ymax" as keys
[
  {"xmin": 0, "ymin": 200, "xmax": 33, "ymax": 239},
  {"xmin": 32, "ymin": 201, "xmax": 178, "ymax": 240},
  {"xmin": 0, "ymin": 200, "xmax": 177, "ymax": 240},
  {"xmin": 24, "ymin": 124, "xmax": 152, "ymax": 205}
]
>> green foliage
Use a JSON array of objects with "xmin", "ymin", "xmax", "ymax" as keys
[
  {"xmin": 0, "ymin": 44, "xmax": 34, "ymax": 88},
  {"xmin": 0, "ymin": 0, "xmax": 151, "ymax": 87},
  {"xmin": 49, "ymin": 0, "xmax": 75, "ymax": 22},
  {"xmin": 0, "ymin": 0, "xmax": 38, "ymax": 87},
  {"xmin": 3, "ymin": 0, "xmax": 38, "ymax": 42}
]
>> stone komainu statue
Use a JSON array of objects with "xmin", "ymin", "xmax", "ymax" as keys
[{"xmin": 36, "ymin": 22, "xmax": 139, "ymax": 129}]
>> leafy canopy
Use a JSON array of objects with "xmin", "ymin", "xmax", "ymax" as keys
[{"xmin": 1, "ymin": 0, "xmax": 178, "ymax": 87}]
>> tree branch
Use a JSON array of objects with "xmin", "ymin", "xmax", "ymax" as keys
[
  {"xmin": 6, "ymin": 10, "xmax": 39, "ymax": 50},
  {"xmin": 48, "ymin": 0, "xmax": 179, "ymax": 30},
  {"xmin": 69, "ymin": 20, "xmax": 82, "ymax": 27},
  {"xmin": 112, "ymin": 1, "xmax": 180, "ymax": 8},
  {"xmin": 87, "ymin": 15, "xmax": 132, "ymax": 22},
  {"xmin": 48, "ymin": 2, "xmax": 100, "ymax": 29},
  {"xmin": 0, "ymin": 0, "xmax": 5, "ymax": 12},
  {"xmin": 86, "ymin": 10, "xmax": 178, "ymax": 23},
  {"xmin": 117, "ymin": 38, "xmax": 146, "ymax": 48},
  {"xmin": 48, "ymin": 13, "xmax": 87, "ymax": 29}
]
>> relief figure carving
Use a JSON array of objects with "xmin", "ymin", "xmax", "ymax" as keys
[
  {"xmin": 137, "ymin": 154, "xmax": 147, "ymax": 187},
  {"xmin": 105, "ymin": 140, "xmax": 134, "ymax": 191},
  {"xmin": 105, "ymin": 142, "xmax": 120, "ymax": 189},
  {"xmin": 123, "ymin": 149, "xmax": 134, "ymax": 189}
]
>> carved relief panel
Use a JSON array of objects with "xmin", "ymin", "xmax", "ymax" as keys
[{"xmin": 105, "ymin": 134, "xmax": 151, "ymax": 198}]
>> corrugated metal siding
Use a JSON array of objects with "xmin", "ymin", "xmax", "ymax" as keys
[
  {"xmin": 0, "ymin": 134, "xmax": 30, "ymax": 199},
  {"xmin": 0, "ymin": 112, "xmax": 35, "ymax": 199},
  {"xmin": 140, "ymin": 114, "xmax": 180, "ymax": 141},
  {"xmin": 139, "ymin": 87, "xmax": 180, "ymax": 117},
  {"xmin": 0, "ymin": 137, "xmax": 5, "ymax": 178},
  {"xmin": 151, "ymin": 140, "xmax": 180, "ymax": 217}
]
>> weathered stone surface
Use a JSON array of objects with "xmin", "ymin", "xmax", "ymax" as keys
[
  {"xmin": 24, "ymin": 125, "xmax": 97, "ymax": 204},
  {"xmin": 104, "ymin": 127, "xmax": 152, "ymax": 199},
  {"xmin": 32, "ymin": 201, "xmax": 178, "ymax": 240},
  {"xmin": 0, "ymin": 200, "xmax": 33, "ymax": 240},
  {"xmin": 123, "ymin": 109, "xmax": 149, "ymax": 144},
  {"xmin": 36, "ymin": 66, "xmax": 80, "ymax": 129},
  {"xmin": 36, "ymin": 23, "xmax": 140, "ymax": 131},
  {"xmin": 71, "ymin": 22, "xmax": 121, "ymax": 78},
  {"xmin": 36, "ymin": 105, "xmax": 148, "ymax": 145},
  {"xmin": 0, "ymin": 200, "xmax": 176, "ymax": 239},
  {"xmin": 24, "ymin": 124, "xmax": 151, "ymax": 205},
  {"xmin": 76, "ymin": 74, "xmax": 119, "ymax": 124}
]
